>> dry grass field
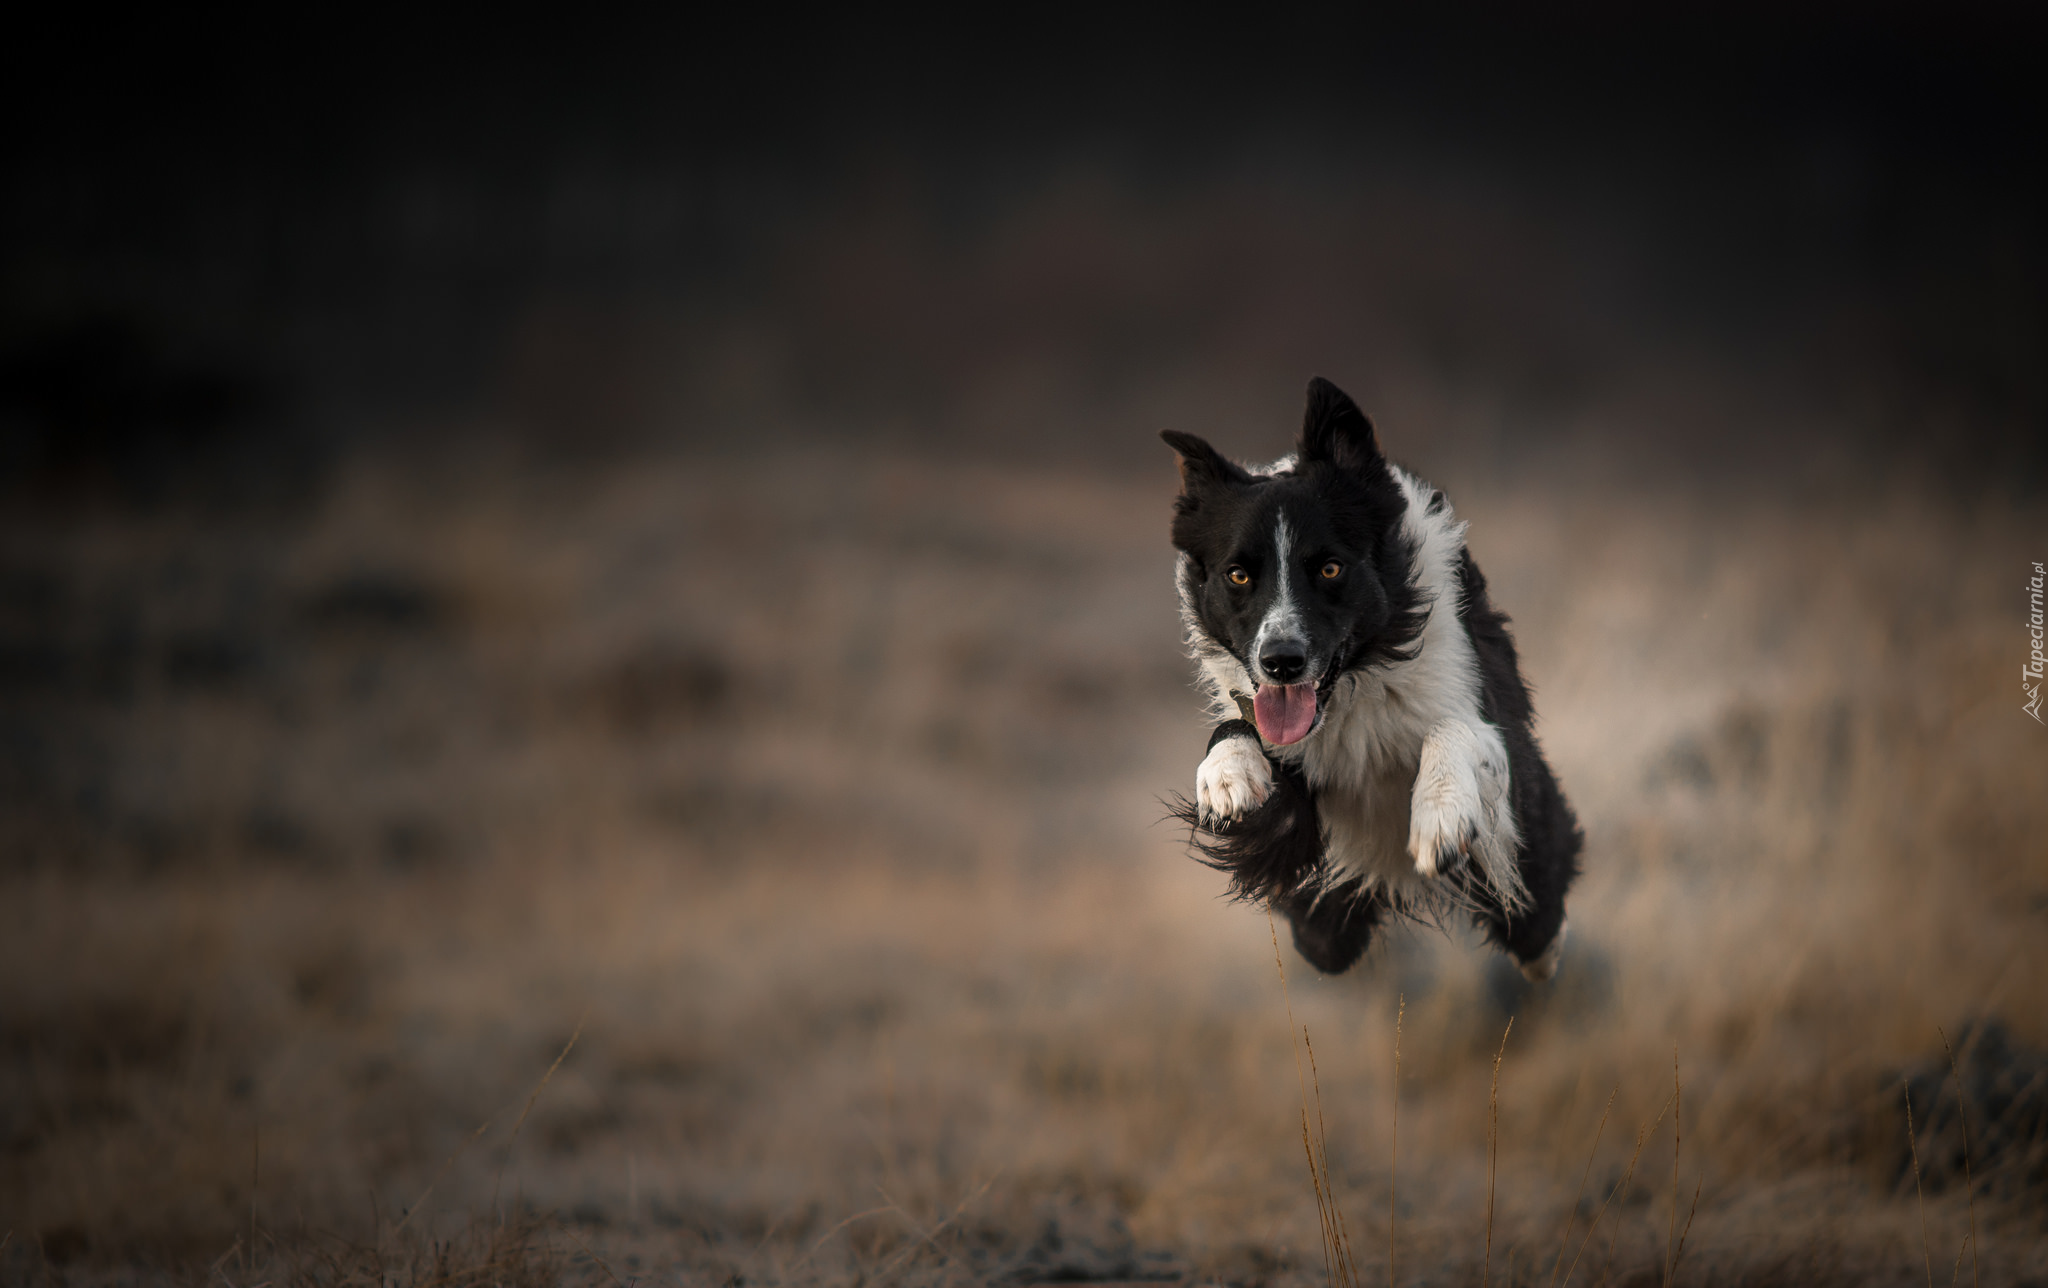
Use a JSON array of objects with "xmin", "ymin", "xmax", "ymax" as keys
[{"xmin": 2, "ymin": 436, "xmax": 2043, "ymax": 1286}]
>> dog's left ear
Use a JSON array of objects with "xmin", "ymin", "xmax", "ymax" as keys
[{"xmin": 1299, "ymin": 377, "xmax": 1383, "ymax": 474}]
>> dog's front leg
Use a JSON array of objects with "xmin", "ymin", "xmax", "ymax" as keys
[
  {"xmin": 1195, "ymin": 719, "xmax": 1273, "ymax": 823},
  {"xmin": 1408, "ymin": 717, "xmax": 1513, "ymax": 879}
]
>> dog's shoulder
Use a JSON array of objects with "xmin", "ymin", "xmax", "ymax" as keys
[
  {"xmin": 1379, "ymin": 463, "xmax": 1487, "ymax": 724},
  {"xmin": 1447, "ymin": 526, "xmax": 1537, "ymax": 735}
]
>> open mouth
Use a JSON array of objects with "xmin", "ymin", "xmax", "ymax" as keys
[{"xmin": 1251, "ymin": 672, "xmax": 1333, "ymax": 746}]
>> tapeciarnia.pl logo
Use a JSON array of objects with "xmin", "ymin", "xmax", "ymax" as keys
[{"xmin": 2027, "ymin": 561, "xmax": 2045, "ymax": 724}]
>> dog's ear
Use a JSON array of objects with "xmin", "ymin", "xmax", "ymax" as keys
[
  {"xmin": 1299, "ymin": 377, "xmax": 1383, "ymax": 473},
  {"xmin": 1160, "ymin": 430, "xmax": 1249, "ymax": 494}
]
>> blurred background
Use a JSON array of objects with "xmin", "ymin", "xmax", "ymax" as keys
[{"xmin": 3, "ymin": 7, "xmax": 2044, "ymax": 1285}]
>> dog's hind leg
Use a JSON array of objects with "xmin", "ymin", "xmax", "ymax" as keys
[
  {"xmin": 1515, "ymin": 919, "xmax": 1568, "ymax": 982},
  {"xmin": 1453, "ymin": 548, "xmax": 1584, "ymax": 981},
  {"xmin": 1464, "ymin": 815, "xmax": 1575, "ymax": 982},
  {"xmin": 1274, "ymin": 881, "xmax": 1387, "ymax": 976},
  {"xmin": 1468, "ymin": 893, "xmax": 1569, "ymax": 982}
]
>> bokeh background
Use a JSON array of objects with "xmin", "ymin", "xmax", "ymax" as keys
[{"xmin": 3, "ymin": 9, "xmax": 2045, "ymax": 1285}]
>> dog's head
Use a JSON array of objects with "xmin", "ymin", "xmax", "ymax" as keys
[{"xmin": 1163, "ymin": 378, "xmax": 1427, "ymax": 746}]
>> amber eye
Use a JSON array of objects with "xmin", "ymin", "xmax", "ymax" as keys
[
  {"xmin": 1227, "ymin": 567, "xmax": 1250, "ymax": 586},
  {"xmin": 1321, "ymin": 561, "xmax": 1343, "ymax": 579}
]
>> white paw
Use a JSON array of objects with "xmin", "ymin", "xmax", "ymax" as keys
[
  {"xmin": 1408, "ymin": 718, "xmax": 1510, "ymax": 879},
  {"xmin": 1408, "ymin": 787, "xmax": 1476, "ymax": 877},
  {"xmin": 1196, "ymin": 735, "xmax": 1273, "ymax": 823}
]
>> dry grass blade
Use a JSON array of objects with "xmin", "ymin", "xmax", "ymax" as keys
[
  {"xmin": 489, "ymin": 1011, "xmax": 588, "ymax": 1223},
  {"xmin": 276, "ymin": 1211, "xmax": 564, "ymax": 1288},
  {"xmin": 1485, "ymin": 1016, "xmax": 1513, "ymax": 1288},
  {"xmin": 1594, "ymin": 1093, "xmax": 1675, "ymax": 1288},
  {"xmin": 248, "ymin": 1121, "xmax": 259, "ymax": 1276},
  {"xmin": 1267, "ymin": 915, "xmax": 1329, "ymax": 1285},
  {"xmin": 869, "ymin": 1172, "xmax": 997, "ymax": 1280},
  {"xmin": 1306, "ymin": 1028, "xmax": 1359, "ymax": 1288},
  {"xmin": 875, "ymin": 1184, "xmax": 937, "ymax": 1248},
  {"xmin": 1670, "ymin": 1168, "xmax": 1703, "ymax": 1285},
  {"xmin": 795, "ymin": 1205, "xmax": 895, "ymax": 1271},
  {"xmin": 1560, "ymin": 1091, "xmax": 1672, "ymax": 1288},
  {"xmin": 1905, "ymin": 1079, "xmax": 1933, "ymax": 1288},
  {"xmin": 1549, "ymin": 1087, "xmax": 1617, "ymax": 1288},
  {"xmin": 1664, "ymin": 1048, "xmax": 1680, "ymax": 1287},
  {"xmin": 560, "ymin": 1218, "xmax": 626, "ymax": 1288},
  {"xmin": 1299, "ymin": 1106, "xmax": 1339, "ymax": 1288},
  {"xmin": 207, "ymin": 1236, "xmax": 242, "ymax": 1280},
  {"xmin": 1268, "ymin": 912, "xmax": 1354, "ymax": 1288},
  {"xmin": 1936, "ymin": 1028, "xmax": 1980, "ymax": 1288},
  {"xmin": 1391, "ymin": 994, "xmax": 1404, "ymax": 1288},
  {"xmin": 389, "ymin": 1118, "xmax": 493, "ymax": 1239}
]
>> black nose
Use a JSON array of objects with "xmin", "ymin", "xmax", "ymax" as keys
[{"xmin": 1260, "ymin": 644, "xmax": 1308, "ymax": 684}]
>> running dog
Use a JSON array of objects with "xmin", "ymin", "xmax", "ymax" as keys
[{"xmin": 1163, "ymin": 377, "xmax": 1581, "ymax": 979}]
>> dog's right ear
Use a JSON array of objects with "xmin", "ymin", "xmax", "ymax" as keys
[{"xmin": 1160, "ymin": 430, "xmax": 1248, "ymax": 495}]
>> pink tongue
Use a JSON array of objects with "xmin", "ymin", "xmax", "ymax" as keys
[{"xmin": 1252, "ymin": 683, "xmax": 1318, "ymax": 745}]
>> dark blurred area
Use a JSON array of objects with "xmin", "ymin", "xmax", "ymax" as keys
[{"xmin": 4, "ymin": 5, "xmax": 2043, "ymax": 503}]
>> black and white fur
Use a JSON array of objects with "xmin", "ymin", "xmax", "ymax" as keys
[{"xmin": 1164, "ymin": 378, "xmax": 1581, "ymax": 980}]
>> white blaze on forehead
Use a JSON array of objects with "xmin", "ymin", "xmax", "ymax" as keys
[{"xmin": 1252, "ymin": 512, "xmax": 1305, "ymax": 673}]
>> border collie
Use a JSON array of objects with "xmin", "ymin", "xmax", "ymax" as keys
[{"xmin": 1163, "ymin": 377, "xmax": 1581, "ymax": 980}]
